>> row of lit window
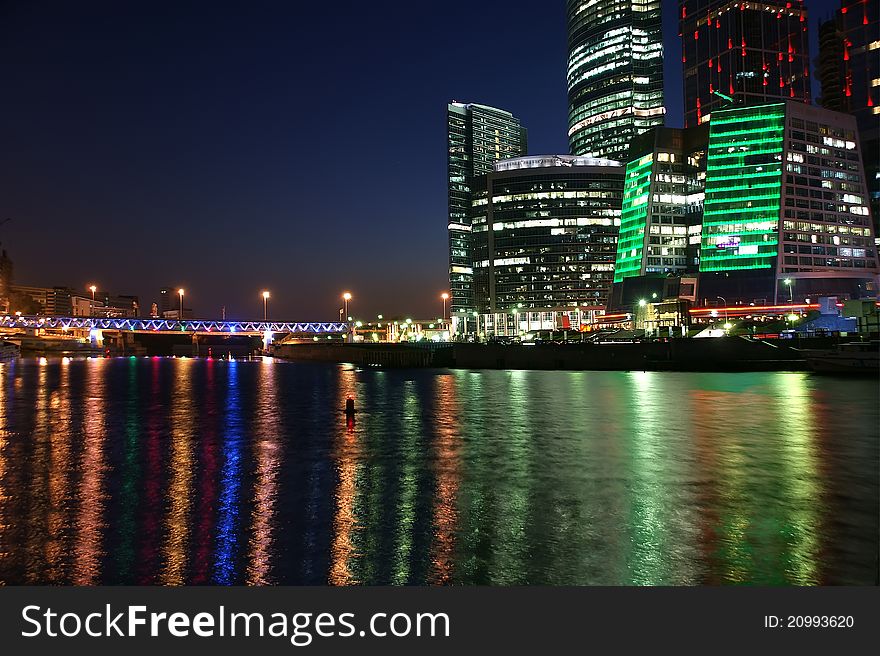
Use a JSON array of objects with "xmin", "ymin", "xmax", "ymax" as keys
[
  {"xmin": 782, "ymin": 233, "xmax": 871, "ymax": 247},
  {"xmin": 781, "ymin": 221, "xmax": 871, "ymax": 236},
  {"xmin": 782, "ymin": 256, "xmax": 872, "ymax": 268},
  {"xmin": 782, "ymin": 244, "xmax": 873, "ymax": 258}
]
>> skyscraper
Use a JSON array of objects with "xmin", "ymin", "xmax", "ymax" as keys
[
  {"xmin": 159, "ymin": 287, "xmax": 173, "ymax": 315},
  {"xmin": 447, "ymin": 102, "xmax": 527, "ymax": 325},
  {"xmin": 470, "ymin": 155, "xmax": 624, "ymax": 314},
  {"xmin": 613, "ymin": 126, "xmax": 709, "ymax": 284},
  {"xmin": 680, "ymin": 0, "xmax": 811, "ymax": 128},
  {"xmin": 567, "ymin": 0, "xmax": 664, "ymax": 161},
  {"xmin": 698, "ymin": 101, "xmax": 877, "ymax": 303},
  {"xmin": 817, "ymin": 0, "xmax": 879, "ymax": 238}
]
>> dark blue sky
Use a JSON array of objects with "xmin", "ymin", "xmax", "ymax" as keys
[{"xmin": 0, "ymin": 0, "xmax": 838, "ymax": 320}]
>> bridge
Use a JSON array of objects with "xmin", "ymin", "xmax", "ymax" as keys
[{"xmin": 0, "ymin": 315, "xmax": 349, "ymax": 335}]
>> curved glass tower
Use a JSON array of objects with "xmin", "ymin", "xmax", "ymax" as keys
[{"xmin": 567, "ymin": 0, "xmax": 664, "ymax": 161}]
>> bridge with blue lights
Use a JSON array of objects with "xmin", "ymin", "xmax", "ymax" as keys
[{"xmin": 0, "ymin": 315, "xmax": 349, "ymax": 335}]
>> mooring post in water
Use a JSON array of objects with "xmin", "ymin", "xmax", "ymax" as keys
[{"xmin": 345, "ymin": 396, "xmax": 356, "ymax": 431}]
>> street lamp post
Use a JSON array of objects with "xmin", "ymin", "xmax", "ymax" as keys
[
  {"xmin": 441, "ymin": 292, "xmax": 449, "ymax": 321},
  {"xmin": 262, "ymin": 291, "xmax": 270, "ymax": 321},
  {"xmin": 342, "ymin": 292, "xmax": 352, "ymax": 342},
  {"xmin": 716, "ymin": 296, "xmax": 728, "ymax": 327},
  {"xmin": 178, "ymin": 288, "xmax": 184, "ymax": 320},
  {"xmin": 783, "ymin": 278, "xmax": 794, "ymax": 303},
  {"xmin": 88, "ymin": 285, "xmax": 97, "ymax": 317}
]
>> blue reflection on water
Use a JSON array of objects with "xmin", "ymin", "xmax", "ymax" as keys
[{"xmin": 214, "ymin": 360, "xmax": 243, "ymax": 584}]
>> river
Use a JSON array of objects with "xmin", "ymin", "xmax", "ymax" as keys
[{"xmin": 0, "ymin": 356, "xmax": 876, "ymax": 585}]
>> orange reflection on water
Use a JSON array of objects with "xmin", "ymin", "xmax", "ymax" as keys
[
  {"xmin": 0, "ymin": 364, "xmax": 9, "ymax": 571},
  {"xmin": 162, "ymin": 358, "xmax": 195, "ymax": 585},
  {"xmin": 428, "ymin": 373, "xmax": 461, "ymax": 585},
  {"xmin": 247, "ymin": 359, "xmax": 282, "ymax": 585},
  {"xmin": 329, "ymin": 365, "xmax": 361, "ymax": 585},
  {"xmin": 44, "ymin": 360, "xmax": 74, "ymax": 582},
  {"xmin": 73, "ymin": 357, "xmax": 109, "ymax": 585},
  {"xmin": 689, "ymin": 387, "xmax": 765, "ymax": 584}
]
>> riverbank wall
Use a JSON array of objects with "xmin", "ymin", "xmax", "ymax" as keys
[{"xmin": 274, "ymin": 337, "xmax": 820, "ymax": 371}]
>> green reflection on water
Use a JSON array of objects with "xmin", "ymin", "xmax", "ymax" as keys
[
  {"xmin": 772, "ymin": 373, "xmax": 822, "ymax": 585},
  {"xmin": 115, "ymin": 357, "xmax": 140, "ymax": 582}
]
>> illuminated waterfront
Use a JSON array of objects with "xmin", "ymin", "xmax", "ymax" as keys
[{"xmin": 0, "ymin": 357, "xmax": 876, "ymax": 585}]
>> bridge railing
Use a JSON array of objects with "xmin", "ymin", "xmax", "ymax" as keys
[{"xmin": 0, "ymin": 315, "xmax": 349, "ymax": 334}]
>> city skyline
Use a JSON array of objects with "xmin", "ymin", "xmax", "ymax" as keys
[{"xmin": 1, "ymin": 0, "xmax": 842, "ymax": 320}]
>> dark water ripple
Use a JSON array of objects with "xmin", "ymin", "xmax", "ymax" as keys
[{"xmin": 0, "ymin": 357, "xmax": 876, "ymax": 585}]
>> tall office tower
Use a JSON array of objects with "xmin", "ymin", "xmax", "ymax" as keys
[
  {"xmin": 698, "ymin": 101, "xmax": 878, "ymax": 304},
  {"xmin": 159, "ymin": 287, "xmax": 172, "ymax": 315},
  {"xmin": 680, "ymin": 0, "xmax": 811, "ymax": 128},
  {"xmin": 447, "ymin": 102, "xmax": 527, "ymax": 325},
  {"xmin": 567, "ymin": 0, "xmax": 664, "ymax": 160},
  {"xmin": 469, "ymin": 155, "xmax": 624, "ymax": 314},
  {"xmin": 613, "ymin": 125, "xmax": 709, "ymax": 286},
  {"xmin": 817, "ymin": 0, "xmax": 879, "ymax": 239}
]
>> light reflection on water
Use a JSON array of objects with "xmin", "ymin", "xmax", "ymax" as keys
[{"xmin": 0, "ymin": 357, "xmax": 876, "ymax": 586}]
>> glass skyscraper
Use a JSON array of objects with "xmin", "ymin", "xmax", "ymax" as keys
[
  {"xmin": 567, "ymin": 0, "xmax": 664, "ymax": 161},
  {"xmin": 680, "ymin": 0, "xmax": 811, "ymax": 128},
  {"xmin": 613, "ymin": 126, "xmax": 709, "ymax": 283},
  {"xmin": 469, "ymin": 155, "xmax": 624, "ymax": 313},
  {"xmin": 447, "ymin": 102, "xmax": 527, "ymax": 323},
  {"xmin": 817, "ymin": 0, "xmax": 879, "ymax": 239},
  {"xmin": 699, "ymin": 101, "xmax": 878, "ymax": 303}
]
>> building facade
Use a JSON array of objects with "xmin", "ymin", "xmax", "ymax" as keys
[
  {"xmin": 680, "ymin": 0, "xmax": 811, "ymax": 128},
  {"xmin": 613, "ymin": 126, "xmax": 709, "ymax": 284},
  {"xmin": 9, "ymin": 285, "xmax": 73, "ymax": 315},
  {"xmin": 698, "ymin": 101, "xmax": 878, "ymax": 304},
  {"xmin": 447, "ymin": 102, "xmax": 527, "ymax": 324},
  {"xmin": 567, "ymin": 0, "xmax": 664, "ymax": 160},
  {"xmin": 816, "ymin": 0, "xmax": 879, "ymax": 239},
  {"xmin": 468, "ymin": 155, "xmax": 624, "ymax": 319}
]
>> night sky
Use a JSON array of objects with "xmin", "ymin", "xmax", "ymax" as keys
[{"xmin": 0, "ymin": 0, "xmax": 839, "ymax": 320}]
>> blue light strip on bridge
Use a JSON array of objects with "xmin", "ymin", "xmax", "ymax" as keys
[{"xmin": 0, "ymin": 315, "xmax": 348, "ymax": 334}]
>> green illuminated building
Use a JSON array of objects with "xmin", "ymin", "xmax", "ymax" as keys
[
  {"xmin": 613, "ymin": 126, "xmax": 708, "ymax": 285},
  {"xmin": 698, "ymin": 101, "xmax": 878, "ymax": 303},
  {"xmin": 700, "ymin": 104, "xmax": 786, "ymax": 273}
]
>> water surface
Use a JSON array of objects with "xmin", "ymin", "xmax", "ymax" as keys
[{"xmin": 0, "ymin": 357, "xmax": 876, "ymax": 585}]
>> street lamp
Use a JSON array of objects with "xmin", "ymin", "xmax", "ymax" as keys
[
  {"xmin": 716, "ymin": 296, "xmax": 728, "ymax": 326},
  {"xmin": 88, "ymin": 284, "xmax": 97, "ymax": 317},
  {"xmin": 178, "ymin": 288, "xmax": 184, "ymax": 319},
  {"xmin": 441, "ymin": 292, "xmax": 449, "ymax": 320},
  {"xmin": 342, "ymin": 292, "xmax": 352, "ymax": 342},
  {"xmin": 783, "ymin": 278, "xmax": 794, "ymax": 303},
  {"xmin": 262, "ymin": 290, "xmax": 270, "ymax": 321}
]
